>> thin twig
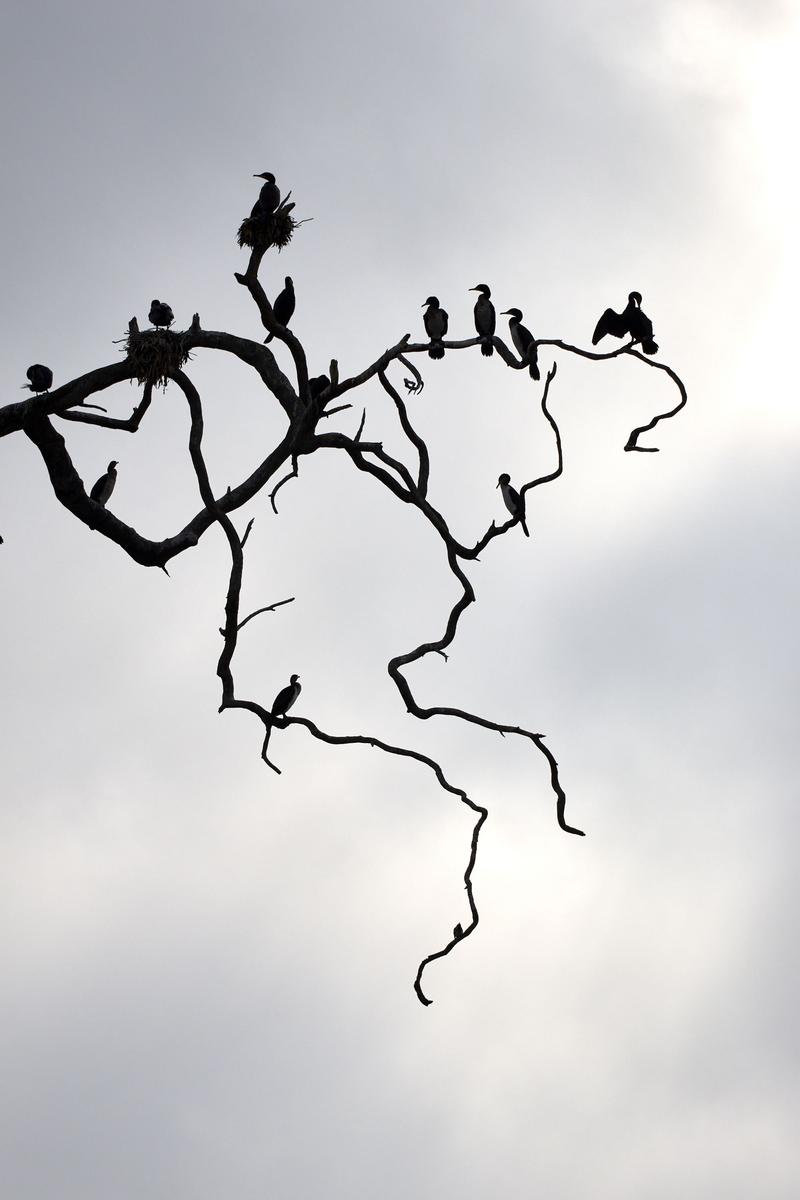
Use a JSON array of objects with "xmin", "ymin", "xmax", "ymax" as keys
[{"xmin": 236, "ymin": 596, "xmax": 295, "ymax": 632}]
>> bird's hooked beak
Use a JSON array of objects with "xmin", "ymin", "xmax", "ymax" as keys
[{"xmin": 500, "ymin": 310, "xmax": 513, "ymax": 316}]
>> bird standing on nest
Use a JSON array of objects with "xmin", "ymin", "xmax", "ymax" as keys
[
  {"xmin": 501, "ymin": 308, "xmax": 540, "ymax": 380},
  {"xmin": 592, "ymin": 291, "xmax": 658, "ymax": 355},
  {"xmin": 90, "ymin": 461, "xmax": 118, "ymax": 508},
  {"xmin": 148, "ymin": 300, "xmax": 174, "ymax": 331},
  {"xmin": 252, "ymin": 171, "xmax": 280, "ymax": 218},
  {"xmin": 497, "ymin": 473, "xmax": 529, "ymax": 536},
  {"xmin": 22, "ymin": 364, "xmax": 53, "ymax": 394},
  {"xmin": 470, "ymin": 284, "xmax": 496, "ymax": 356},
  {"xmin": 422, "ymin": 296, "xmax": 448, "ymax": 359}
]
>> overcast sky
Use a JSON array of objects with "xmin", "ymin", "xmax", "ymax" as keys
[{"xmin": 2, "ymin": 1, "xmax": 799, "ymax": 1196}]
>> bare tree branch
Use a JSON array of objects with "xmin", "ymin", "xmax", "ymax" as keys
[
  {"xmin": 270, "ymin": 455, "xmax": 299, "ymax": 514},
  {"xmin": 235, "ymin": 596, "xmax": 295, "ymax": 632},
  {"xmin": 379, "ymin": 368, "xmax": 430, "ymax": 496},
  {"xmin": 58, "ymin": 383, "xmax": 155, "ymax": 431}
]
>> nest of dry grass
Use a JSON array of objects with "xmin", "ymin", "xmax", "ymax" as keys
[
  {"xmin": 237, "ymin": 204, "xmax": 299, "ymax": 252},
  {"xmin": 125, "ymin": 328, "xmax": 191, "ymax": 389}
]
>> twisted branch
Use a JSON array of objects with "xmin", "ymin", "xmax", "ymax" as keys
[{"xmin": 4, "ymin": 203, "xmax": 688, "ymax": 1005}]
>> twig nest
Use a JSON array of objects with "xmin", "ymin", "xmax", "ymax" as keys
[
  {"xmin": 125, "ymin": 328, "xmax": 191, "ymax": 389},
  {"xmin": 237, "ymin": 206, "xmax": 299, "ymax": 252}
]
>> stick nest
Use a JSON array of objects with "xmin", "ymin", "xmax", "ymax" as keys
[
  {"xmin": 237, "ymin": 206, "xmax": 299, "ymax": 252},
  {"xmin": 125, "ymin": 329, "xmax": 191, "ymax": 389}
]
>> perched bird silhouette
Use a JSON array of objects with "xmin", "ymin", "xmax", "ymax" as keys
[
  {"xmin": 264, "ymin": 276, "xmax": 295, "ymax": 343},
  {"xmin": 497, "ymin": 473, "xmax": 529, "ymax": 536},
  {"xmin": 251, "ymin": 171, "xmax": 280, "ymax": 218},
  {"xmin": 22, "ymin": 364, "xmax": 53, "ymax": 394},
  {"xmin": 148, "ymin": 300, "xmax": 174, "ymax": 331},
  {"xmin": 90, "ymin": 460, "xmax": 118, "ymax": 508},
  {"xmin": 453, "ymin": 923, "xmax": 463, "ymax": 940},
  {"xmin": 501, "ymin": 308, "xmax": 540, "ymax": 380},
  {"xmin": 271, "ymin": 673, "xmax": 301, "ymax": 720},
  {"xmin": 470, "ymin": 284, "xmax": 496, "ymax": 356},
  {"xmin": 422, "ymin": 296, "xmax": 448, "ymax": 359},
  {"xmin": 592, "ymin": 291, "xmax": 658, "ymax": 355},
  {"xmin": 309, "ymin": 374, "xmax": 331, "ymax": 404}
]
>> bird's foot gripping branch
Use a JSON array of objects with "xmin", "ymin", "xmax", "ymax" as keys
[{"xmin": 3, "ymin": 172, "xmax": 687, "ymax": 1004}]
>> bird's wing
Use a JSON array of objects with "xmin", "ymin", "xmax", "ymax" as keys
[
  {"xmin": 630, "ymin": 309, "xmax": 654, "ymax": 340},
  {"xmin": 424, "ymin": 309, "xmax": 443, "ymax": 338},
  {"xmin": 89, "ymin": 475, "xmax": 105, "ymax": 501},
  {"xmin": 592, "ymin": 307, "xmax": 628, "ymax": 343},
  {"xmin": 440, "ymin": 309, "xmax": 449, "ymax": 336},
  {"xmin": 517, "ymin": 323, "xmax": 534, "ymax": 353}
]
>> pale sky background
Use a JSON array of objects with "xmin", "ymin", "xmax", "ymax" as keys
[{"xmin": 1, "ymin": 1, "xmax": 799, "ymax": 1196}]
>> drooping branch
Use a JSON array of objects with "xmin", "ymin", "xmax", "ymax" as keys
[
  {"xmin": 173, "ymin": 366, "xmax": 492, "ymax": 1003},
  {"xmin": 270, "ymin": 455, "xmax": 299, "ymax": 514},
  {"xmin": 286, "ymin": 715, "xmax": 488, "ymax": 1007},
  {"xmin": 622, "ymin": 348, "xmax": 689, "ymax": 452}
]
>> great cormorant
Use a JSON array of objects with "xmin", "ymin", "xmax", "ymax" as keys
[
  {"xmin": 22, "ymin": 364, "xmax": 53, "ymax": 394},
  {"xmin": 252, "ymin": 171, "xmax": 280, "ymax": 218},
  {"xmin": 497, "ymin": 473, "xmax": 529, "ymax": 536},
  {"xmin": 470, "ymin": 284, "xmax": 496, "ymax": 356},
  {"xmin": 592, "ymin": 291, "xmax": 658, "ymax": 355},
  {"xmin": 271, "ymin": 673, "xmax": 301, "ymax": 719},
  {"xmin": 501, "ymin": 309, "xmax": 540, "ymax": 380},
  {"xmin": 422, "ymin": 296, "xmax": 448, "ymax": 359},
  {"xmin": 148, "ymin": 300, "xmax": 174, "ymax": 330},
  {"xmin": 90, "ymin": 461, "xmax": 118, "ymax": 507},
  {"xmin": 264, "ymin": 276, "xmax": 295, "ymax": 343}
]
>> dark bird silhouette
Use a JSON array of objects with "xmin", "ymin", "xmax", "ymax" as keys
[
  {"xmin": 148, "ymin": 300, "xmax": 174, "ymax": 331},
  {"xmin": 501, "ymin": 308, "xmax": 540, "ymax": 380},
  {"xmin": 497, "ymin": 472, "xmax": 529, "ymax": 536},
  {"xmin": 271, "ymin": 673, "xmax": 301, "ymax": 720},
  {"xmin": 264, "ymin": 276, "xmax": 295, "ymax": 343},
  {"xmin": 592, "ymin": 291, "xmax": 658, "ymax": 355},
  {"xmin": 470, "ymin": 284, "xmax": 496, "ymax": 356},
  {"xmin": 22, "ymin": 364, "xmax": 53, "ymax": 394},
  {"xmin": 422, "ymin": 296, "xmax": 448, "ymax": 359},
  {"xmin": 453, "ymin": 923, "xmax": 463, "ymax": 939},
  {"xmin": 90, "ymin": 460, "xmax": 118, "ymax": 507},
  {"xmin": 251, "ymin": 171, "xmax": 280, "ymax": 218},
  {"xmin": 309, "ymin": 374, "xmax": 331, "ymax": 403}
]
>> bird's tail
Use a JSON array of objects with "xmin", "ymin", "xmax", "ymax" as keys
[
  {"xmin": 481, "ymin": 338, "xmax": 494, "ymax": 357},
  {"xmin": 264, "ymin": 333, "xmax": 274, "ymax": 344},
  {"xmin": 529, "ymin": 361, "xmax": 541, "ymax": 381},
  {"xmin": 642, "ymin": 339, "xmax": 659, "ymax": 355},
  {"xmin": 428, "ymin": 343, "xmax": 445, "ymax": 360},
  {"xmin": 520, "ymin": 514, "xmax": 530, "ymax": 537}
]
